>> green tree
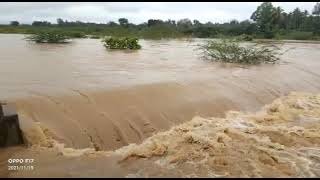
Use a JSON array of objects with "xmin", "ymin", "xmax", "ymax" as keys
[
  {"xmin": 273, "ymin": 7, "xmax": 284, "ymax": 29},
  {"xmin": 107, "ymin": 21, "xmax": 118, "ymax": 26},
  {"xmin": 312, "ymin": 2, "xmax": 320, "ymax": 15},
  {"xmin": 251, "ymin": 2, "xmax": 277, "ymax": 38},
  {"xmin": 118, "ymin": 18, "xmax": 129, "ymax": 26},
  {"xmin": 193, "ymin": 20, "xmax": 201, "ymax": 27},
  {"xmin": 10, "ymin": 21, "xmax": 19, "ymax": 26},
  {"xmin": 165, "ymin": 19, "xmax": 176, "ymax": 26},
  {"xmin": 57, "ymin": 18, "xmax": 64, "ymax": 26},
  {"xmin": 230, "ymin": 19, "xmax": 239, "ymax": 25},
  {"xmin": 289, "ymin": 8, "xmax": 305, "ymax": 30},
  {"xmin": 239, "ymin": 20, "xmax": 257, "ymax": 35},
  {"xmin": 147, "ymin": 19, "xmax": 164, "ymax": 27},
  {"xmin": 312, "ymin": 3, "xmax": 320, "ymax": 34},
  {"xmin": 177, "ymin": 18, "xmax": 193, "ymax": 28},
  {"xmin": 177, "ymin": 18, "xmax": 193, "ymax": 35},
  {"xmin": 32, "ymin": 21, "xmax": 51, "ymax": 26}
]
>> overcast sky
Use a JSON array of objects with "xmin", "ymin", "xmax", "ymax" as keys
[{"xmin": 0, "ymin": 2, "xmax": 317, "ymax": 24}]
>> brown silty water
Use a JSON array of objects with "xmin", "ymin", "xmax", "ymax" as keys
[{"xmin": 0, "ymin": 34, "xmax": 320, "ymax": 177}]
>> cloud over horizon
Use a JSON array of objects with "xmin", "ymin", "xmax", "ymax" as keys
[{"xmin": 0, "ymin": 2, "xmax": 317, "ymax": 24}]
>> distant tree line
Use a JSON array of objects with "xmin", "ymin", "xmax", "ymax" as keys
[
  {"xmin": 5, "ymin": 2, "xmax": 320, "ymax": 39},
  {"xmin": 251, "ymin": 2, "xmax": 320, "ymax": 38}
]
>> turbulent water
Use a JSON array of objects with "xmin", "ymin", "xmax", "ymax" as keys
[
  {"xmin": 0, "ymin": 34, "xmax": 320, "ymax": 177},
  {"xmin": 6, "ymin": 92, "xmax": 320, "ymax": 177}
]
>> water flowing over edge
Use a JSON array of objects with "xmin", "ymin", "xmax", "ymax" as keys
[{"xmin": 8, "ymin": 91, "xmax": 320, "ymax": 178}]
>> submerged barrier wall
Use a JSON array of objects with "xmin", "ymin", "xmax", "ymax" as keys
[{"xmin": 0, "ymin": 103, "xmax": 24, "ymax": 147}]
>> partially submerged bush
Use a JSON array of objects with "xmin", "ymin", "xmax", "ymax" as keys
[
  {"xmin": 88, "ymin": 35, "xmax": 101, "ymax": 39},
  {"xmin": 25, "ymin": 31, "xmax": 70, "ymax": 43},
  {"xmin": 65, "ymin": 31, "xmax": 86, "ymax": 38},
  {"xmin": 200, "ymin": 39, "xmax": 281, "ymax": 64},
  {"xmin": 102, "ymin": 37, "xmax": 141, "ymax": 50},
  {"xmin": 236, "ymin": 34, "xmax": 254, "ymax": 41}
]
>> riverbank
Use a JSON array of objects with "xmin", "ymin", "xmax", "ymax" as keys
[
  {"xmin": 254, "ymin": 39, "xmax": 320, "ymax": 44},
  {"xmin": 1, "ymin": 26, "xmax": 320, "ymax": 41}
]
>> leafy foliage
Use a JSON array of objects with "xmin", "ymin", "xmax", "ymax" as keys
[
  {"xmin": 281, "ymin": 31, "xmax": 314, "ymax": 40},
  {"xmin": 25, "ymin": 31, "xmax": 70, "ymax": 43},
  {"xmin": 236, "ymin": 34, "xmax": 254, "ymax": 41},
  {"xmin": 10, "ymin": 21, "xmax": 19, "ymax": 26},
  {"xmin": 88, "ymin": 35, "xmax": 101, "ymax": 39},
  {"xmin": 251, "ymin": 2, "xmax": 277, "ymax": 38},
  {"xmin": 64, "ymin": 31, "xmax": 86, "ymax": 38},
  {"xmin": 118, "ymin": 18, "xmax": 129, "ymax": 27},
  {"xmin": 102, "ymin": 37, "xmax": 141, "ymax": 50},
  {"xmin": 32, "ymin": 21, "xmax": 51, "ymax": 26},
  {"xmin": 313, "ymin": 2, "xmax": 320, "ymax": 15},
  {"xmin": 200, "ymin": 39, "xmax": 281, "ymax": 64}
]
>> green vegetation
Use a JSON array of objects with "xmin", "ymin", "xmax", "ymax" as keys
[
  {"xmin": 235, "ymin": 34, "xmax": 254, "ymax": 41},
  {"xmin": 10, "ymin": 21, "xmax": 19, "ymax": 26},
  {"xmin": 88, "ymin": 35, "xmax": 101, "ymax": 39},
  {"xmin": 1, "ymin": 2, "xmax": 320, "ymax": 40},
  {"xmin": 102, "ymin": 37, "xmax": 141, "ymax": 49},
  {"xmin": 64, "ymin": 31, "xmax": 86, "ymax": 38},
  {"xmin": 200, "ymin": 39, "xmax": 281, "ymax": 64},
  {"xmin": 25, "ymin": 31, "xmax": 70, "ymax": 43},
  {"xmin": 276, "ymin": 31, "xmax": 317, "ymax": 40}
]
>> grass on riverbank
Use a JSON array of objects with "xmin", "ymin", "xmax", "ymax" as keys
[
  {"xmin": 1, "ymin": 25, "xmax": 320, "ymax": 40},
  {"xmin": 0, "ymin": 25, "xmax": 185, "ymax": 40}
]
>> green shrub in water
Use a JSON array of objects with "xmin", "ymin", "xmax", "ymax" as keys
[
  {"xmin": 88, "ymin": 35, "xmax": 101, "ymax": 39},
  {"xmin": 201, "ymin": 39, "xmax": 281, "ymax": 64},
  {"xmin": 25, "ymin": 31, "xmax": 70, "ymax": 43},
  {"xmin": 102, "ymin": 37, "xmax": 141, "ymax": 50},
  {"xmin": 65, "ymin": 31, "xmax": 86, "ymax": 38},
  {"xmin": 236, "ymin": 34, "xmax": 254, "ymax": 41}
]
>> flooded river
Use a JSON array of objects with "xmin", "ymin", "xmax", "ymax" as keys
[{"xmin": 0, "ymin": 34, "xmax": 320, "ymax": 177}]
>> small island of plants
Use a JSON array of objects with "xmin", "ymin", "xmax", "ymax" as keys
[
  {"xmin": 201, "ymin": 39, "xmax": 281, "ymax": 65},
  {"xmin": 102, "ymin": 37, "xmax": 142, "ymax": 50},
  {"xmin": 25, "ymin": 31, "xmax": 71, "ymax": 43}
]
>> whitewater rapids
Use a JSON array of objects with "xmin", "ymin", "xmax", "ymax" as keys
[{"xmin": 6, "ymin": 92, "xmax": 320, "ymax": 178}]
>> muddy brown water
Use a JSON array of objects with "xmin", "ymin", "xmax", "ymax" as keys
[{"xmin": 0, "ymin": 34, "xmax": 320, "ymax": 177}]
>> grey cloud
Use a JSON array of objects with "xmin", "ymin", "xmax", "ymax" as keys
[{"xmin": 0, "ymin": 2, "xmax": 317, "ymax": 24}]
